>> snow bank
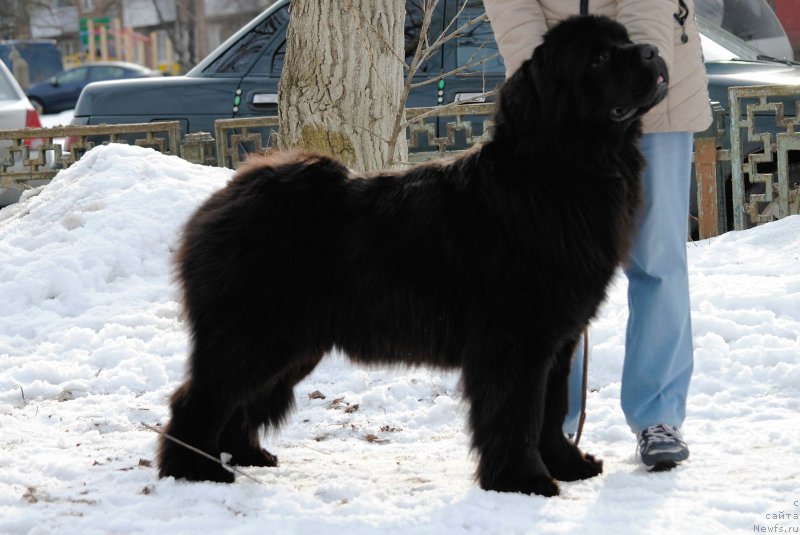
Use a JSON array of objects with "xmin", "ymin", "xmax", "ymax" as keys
[{"xmin": 0, "ymin": 145, "xmax": 797, "ymax": 534}]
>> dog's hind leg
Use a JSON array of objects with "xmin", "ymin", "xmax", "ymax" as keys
[
  {"xmin": 157, "ymin": 371, "xmax": 239, "ymax": 483},
  {"xmin": 219, "ymin": 356, "xmax": 323, "ymax": 467},
  {"xmin": 463, "ymin": 343, "xmax": 560, "ymax": 497},
  {"xmin": 157, "ymin": 332, "xmax": 310, "ymax": 483},
  {"xmin": 539, "ymin": 335, "xmax": 603, "ymax": 482}
]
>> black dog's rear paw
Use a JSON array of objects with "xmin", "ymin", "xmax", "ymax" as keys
[
  {"xmin": 158, "ymin": 440, "xmax": 236, "ymax": 483},
  {"xmin": 158, "ymin": 457, "xmax": 236, "ymax": 483},
  {"xmin": 229, "ymin": 447, "xmax": 279, "ymax": 468}
]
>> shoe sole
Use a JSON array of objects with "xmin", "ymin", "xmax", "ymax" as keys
[
  {"xmin": 648, "ymin": 461, "xmax": 678, "ymax": 472},
  {"xmin": 641, "ymin": 449, "xmax": 689, "ymax": 469}
]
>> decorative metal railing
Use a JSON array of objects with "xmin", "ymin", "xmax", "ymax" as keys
[
  {"xmin": 2, "ymin": 91, "xmax": 799, "ymax": 239},
  {"xmin": 727, "ymin": 85, "xmax": 800, "ymax": 230},
  {"xmin": 0, "ymin": 121, "xmax": 181, "ymax": 183}
]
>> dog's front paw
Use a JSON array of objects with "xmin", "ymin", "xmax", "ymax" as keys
[
  {"xmin": 229, "ymin": 447, "xmax": 278, "ymax": 468},
  {"xmin": 547, "ymin": 451, "xmax": 603, "ymax": 482},
  {"xmin": 482, "ymin": 471, "xmax": 561, "ymax": 497},
  {"xmin": 479, "ymin": 458, "xmax": 561, "ymax": 497}
]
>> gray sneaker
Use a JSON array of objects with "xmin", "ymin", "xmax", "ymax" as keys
[{"xmin": 637, "ymin": 424, "xmax": 689, "ymax": 469}]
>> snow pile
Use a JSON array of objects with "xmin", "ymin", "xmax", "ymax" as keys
[{"xmin": 0, "ymin": 145, "xmax": 798, "ymax": 534}]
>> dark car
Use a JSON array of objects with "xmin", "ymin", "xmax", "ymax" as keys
[
  {"xmin": 27, "ymin": 61, "xmax": 161, "ymax": 114},
  {"xmin": 71, "ymin": 1, "xmax": 500, "ymax": 135},
  {"xmin": 71, "ymin": 1, "xmax": 800, "ymax": 232},
  {"xmin": 72, "ymin": 1, "xmax": 800, "ymax": 135}
]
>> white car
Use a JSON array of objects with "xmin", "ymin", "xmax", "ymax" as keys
[{"xmin": 0, "ymin": 58, "xmax": 42, "ymax": 206}]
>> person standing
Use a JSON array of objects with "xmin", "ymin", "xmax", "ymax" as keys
[
  {"xmin": 9, "ymin": 47, "xmax": 30, "ymax": 89},
  {"xmin": 482, "ymin": 0, "xmax": 712, "ymax": 469}
]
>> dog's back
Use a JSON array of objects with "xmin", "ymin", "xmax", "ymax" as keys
[{"xmin": 177, "ymin": 149, "xmax": 493, "ymax": 369}]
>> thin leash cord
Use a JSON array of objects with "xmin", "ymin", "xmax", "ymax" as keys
[
  {"xmin": 141, "ymin": 422, "xmax": 268, "ymax": 486},
  {"xmin": 574, "ymin": 327, "xmax": 589, "ymax": 446}
]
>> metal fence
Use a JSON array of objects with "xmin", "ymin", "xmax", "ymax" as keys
[{"xmin": 2, "ymin": 89, "xmax": 799, "ymax": 239}]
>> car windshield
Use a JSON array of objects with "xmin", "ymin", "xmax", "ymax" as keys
[
  {"xmin": 697, "ymin": 15, "xmax": 761, "ymax": 61},
  {"xmin": 696, "ymin": 0, "xmax": 786, "ymax": 40}
]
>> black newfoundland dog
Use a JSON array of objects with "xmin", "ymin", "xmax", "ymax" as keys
[{"xmin": 158, "ymin": 15, "xmax": 668, "ymax": 497}]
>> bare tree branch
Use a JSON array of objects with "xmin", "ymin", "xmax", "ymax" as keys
[
  {"xmin": 401, "ymin": 92, "xmax": 496, "ymax": 129},
  {"xmin": 410, "ymin": 53, "xmax": 499, "ymax": 89},
  {"xmin": 422, "ymin": 7, "xmax": 486, "ymax": 62}
]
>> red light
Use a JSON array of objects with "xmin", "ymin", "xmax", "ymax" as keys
[
  {"xmin": 24, "ymin": 108, "xmax": 44, "ymax": 148},
  {"xmin": 25, "ymin": 108, "xmax": 42, "ymax": 129}
]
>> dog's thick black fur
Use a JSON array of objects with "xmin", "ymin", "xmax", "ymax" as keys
[{"xmin": 158, "ymin": 16, "xmax": 668, "ymax": 496}]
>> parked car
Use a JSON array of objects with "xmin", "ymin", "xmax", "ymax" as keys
[
  {"xmin": 71, "ymin": 0, "xmax": 800, "ymax": 233},
  {"xmin": 72, "ymin": 1, "xmax": 800, "ymax": 133},
  {"xmin": 0, "ymin": 59, "xmax": 43, "ymax": 207},
  {"xmin": 27, "ymin": 61, "xmax": 162, "ymax": 114},
  {"xmin": 695, "ymin": 0, "xmax": 794, "ymax": 59},
  {"xmin": 0, "ymin": 40, "xmax": 64, "ymax": 87}
]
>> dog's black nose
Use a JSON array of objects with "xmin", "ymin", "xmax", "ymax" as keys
[{"xmin": 640, "ymin": 44, "xmax": 658, "ymax": 61}]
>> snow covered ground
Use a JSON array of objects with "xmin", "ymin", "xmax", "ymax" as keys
[{"xmin": 0, "ymin": 144, "xmax": 797, "ymax": 534}]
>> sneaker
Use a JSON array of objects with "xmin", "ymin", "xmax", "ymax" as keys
[{"xmin": 637, "ymin": 424, "xmax": 689, "ymax": 469}]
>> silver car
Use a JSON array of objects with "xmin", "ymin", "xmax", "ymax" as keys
[{"xmin": 0, "ymin": 58, "xmax": 42, "ymax": 206}]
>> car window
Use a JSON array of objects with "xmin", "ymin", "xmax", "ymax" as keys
[
  {"xmin": 696, "ymin": 0, "xmax": 786, "ymax": 40},
  {"xmin": 722, "ymin": 0, "xmax": 785, "ymax": 40},
  {"xmin": 0, "ymin": 67, "xmax": 19, "ymax": 99},
  {"xmin": 248, "ymin": 34, "xmax": 286, "ymax": 76},
  {"xmin": 406, "ymin": 0, "xmax": 430, "ymax": 73},
  {"xmin": 455, "ymin": 0, "xmax": 505, "ymax": 76},
  {"xmin": 58, "ymin": 67, "xmax": 88, "ymax": 85},
  {"xmin": 272, "ymin": 41, "xmax": 286, "ymax": 73},
  {"xmin": 206, "ymin": 5, "xmax": 290, "ymax": 75},
  {"xmin": 89, "ymin": 66, "xmax": 126, "ymax": 81},
  {"xmin": 247, "ymin": 1, "xmax": 430, "ymax": 77},
  {"xmin": 696, "ymin": 15, "xmax": 761, "ymax": 61}
]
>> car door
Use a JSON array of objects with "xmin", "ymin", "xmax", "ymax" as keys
[
  {"xmin": 233, "ymin": 1, "xmax": 443, "ymax": 119},
  {"xmin": 404, "ymin": 0, "xmax": 445, "ymax": 110},
  {"xmin": 228, "ymin": 3, "xmax": 291, "ymax": 120},
  {"xmin": 438, "ymin": 0, "xmax": 505, "ymax": 137},
  {"xmin": 52, "ymin": 67, "xmax": 88, "ymax": 112}
]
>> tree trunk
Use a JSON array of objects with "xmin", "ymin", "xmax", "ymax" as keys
[{"xmin": 278, "ymin": 0, "xmax": 408, "ymax": 172}]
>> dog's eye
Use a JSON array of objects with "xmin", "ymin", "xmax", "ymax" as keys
[{"xmin": 591, "ymin": 52, "xmax": 609, "ymax": 68}]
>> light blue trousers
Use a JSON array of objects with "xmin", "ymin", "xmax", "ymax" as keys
[{"xmin": 564, "ymin": 131, "xmax": 695, "ymax": 434}]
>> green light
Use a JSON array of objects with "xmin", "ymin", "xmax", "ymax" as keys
[
  {"xmin": 438, "ymin": 79, "xmax": 445, "ymax": 89},
  {"xmin": 234, "ymin": 95, "xmax": 241, "ymax": 106}
]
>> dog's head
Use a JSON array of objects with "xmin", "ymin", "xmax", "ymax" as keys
[{"xmin": 501, "ymin": 16, "xmax": 668, "ymax": 131}]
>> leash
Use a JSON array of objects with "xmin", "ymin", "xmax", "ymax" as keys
[
  {"xmin": 573, "ymin": 327, "xmax": 589, "ymax": 446},
  {"xmin": 141, "ymin": 422, "xmax": 269, "ymax": 486}
]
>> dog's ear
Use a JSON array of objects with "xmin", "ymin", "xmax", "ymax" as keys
[
  {"xmin": 494, "ymin": 54, "xmax": 545, "ymax": 139},
  {"xmin": 529, "ymin": 44, "xmax": 553, "ymax": 99}
]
